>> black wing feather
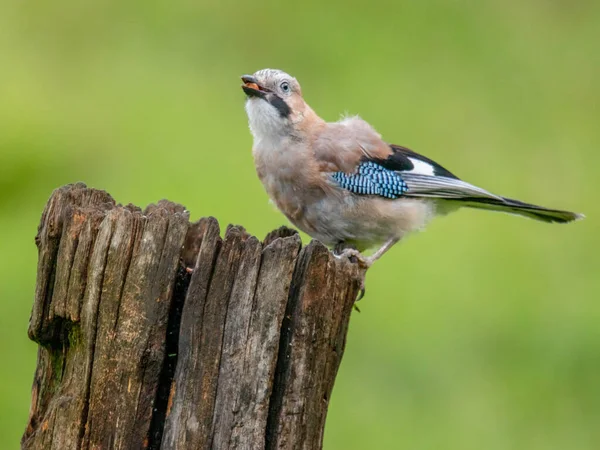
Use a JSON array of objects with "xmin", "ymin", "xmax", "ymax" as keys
[
  {"xmin": 366, "ymin": 144, "xmax": 460, "ymax": 179},
  {"xmin": 336, "ymin": 144, "xmax": 583, "ymax": 223}
]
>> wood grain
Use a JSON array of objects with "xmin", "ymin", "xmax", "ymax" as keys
[{"xmin": 23, "ymin": 184, "xmax": 361, "ymax": 450}]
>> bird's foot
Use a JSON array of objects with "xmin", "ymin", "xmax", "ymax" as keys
[
  {"xmin": 333, "ymin": 238, "xmax": 400, "ymax": 304},
  {"xmin": 334, "ymin": 249, "xmax": 370, "ymax": 302},
  {"xmin": 335, "ymin": 248, "xmax": 372, "ymax": 270}
]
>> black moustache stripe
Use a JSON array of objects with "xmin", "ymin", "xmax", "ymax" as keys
[{"xmin": 268, "ymin": 94, "xmax": 291, "ymax": 118}]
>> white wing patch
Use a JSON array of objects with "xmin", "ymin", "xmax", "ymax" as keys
[{"xmin": 407, "ymin": 157, "xmax": 436, "ymax": 176}]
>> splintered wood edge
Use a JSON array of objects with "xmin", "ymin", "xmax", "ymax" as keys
[{"xmin": 24, "ymin": 184, "xmax": 362, "ymax": 450}]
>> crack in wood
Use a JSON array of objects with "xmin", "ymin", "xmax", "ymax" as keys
[{"xmin": 23, "ymin": 184, "xmax": 361, "ymax": 450}]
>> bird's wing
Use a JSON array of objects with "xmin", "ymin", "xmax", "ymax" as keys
[
  {"xmin": 373, "ymin": 144, "xmax": 460, "ymax": 180},
  {"xmin": 330, "ymin": 160, "xmax": 409, "ymax": 199},
  {"xmin": 395, "ymin": 172, "xmax": 504, "ymax": 201},
  {"xmin": 326, "ymin": 141, "xmax": 582, "ymax": 223},
  {"xmin": 328, "ymin": 143, "xmax": 501, "ymax": 201}
]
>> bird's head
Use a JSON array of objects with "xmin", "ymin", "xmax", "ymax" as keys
[{"xmin": 241, "ymin": 69, "xmax": 317, "ymax": 141}]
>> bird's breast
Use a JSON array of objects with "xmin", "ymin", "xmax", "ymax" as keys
[{"xmin": 253, "ymin": 141, "xmax": 327, "ymax": 233}]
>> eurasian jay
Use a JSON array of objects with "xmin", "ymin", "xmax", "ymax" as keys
[{"xmin": 241, "ymin": 68, "xmax": 583, "ymax": 279}]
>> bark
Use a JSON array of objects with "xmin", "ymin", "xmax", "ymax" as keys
[{"xmin": 22, "ymin": 183, "xmax": 361, "ymax": 450}]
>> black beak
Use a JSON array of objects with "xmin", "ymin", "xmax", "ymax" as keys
[
  {"xmin": 240, "ymin": 73, "xmax": 291, "ymax": 118},
  {"xmin": 241, "ymin": 75, "xmax": 257, "ymax": 84},
  {"xmin": 241, "ymin": 74, "xmax": 269, "ymax": 98}
]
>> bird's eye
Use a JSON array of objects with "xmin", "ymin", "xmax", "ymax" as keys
[{"xmin": 280, "ymin": 81, "xmax": 291, "ymax": 93}]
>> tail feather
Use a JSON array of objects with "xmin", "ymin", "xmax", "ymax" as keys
[
  {"xmin": 457, "ymin": 197, "xmax": 584, "ymax": 223},
  {"xmin": 399, "ymin": 172, "xmax": 584, "ymax": 223}
]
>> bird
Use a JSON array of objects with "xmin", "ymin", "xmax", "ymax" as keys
[{"xmin": 240, "ymin": 68, "xmax": 583, "ymax": 292}]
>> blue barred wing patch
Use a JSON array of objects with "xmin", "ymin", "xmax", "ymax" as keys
[{"xmin": 331, "ymin": 161, "xmax": 408, "ymax": 199}]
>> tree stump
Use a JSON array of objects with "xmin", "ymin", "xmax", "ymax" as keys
[{"xmin": 22, "ymin": 183, "xmax": 361, "ymax": 450}]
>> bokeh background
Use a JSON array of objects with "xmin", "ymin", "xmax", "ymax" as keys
[{"xmin": 1, "ymin": 1, "xmax": 599, "ymax": 448}]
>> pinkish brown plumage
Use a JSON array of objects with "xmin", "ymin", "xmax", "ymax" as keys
[{"xmin": 241, "ymin": 68, "xmax": 583, "ymax": 289}]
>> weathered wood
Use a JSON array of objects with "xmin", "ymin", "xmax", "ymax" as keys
[
  {"xmin": 23, "ymin": 183, "xmax": 361, "ymax": 450},
  {"xmin": 266, "ymin": 242, "xmax": 360, "ymax": 449},
  {"xmin": 212, "ymin": 233, "xmax": 302, "ymax": 449}
]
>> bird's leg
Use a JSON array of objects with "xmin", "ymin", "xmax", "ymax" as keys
[
  {"xmin": 334, "ymin": 238, "xmax": 400, "ymax": 301},
  {"xmin": 334, "ymin": 243, "xmax": 368, "ymax": 301},
  {"xmin": 364, "ymin": 237, "xmax": 400, "ymax": 267},
  {"xmin": 333, "ymin": 242, "xmax": 355, "ymax": 254},
  {"xmin": 335, "ymin": 238, "xmax": 400, "ymax": 269},
  {"xmin": 333, "ymin": 242, "xmax": 365, "ymax": 266}
]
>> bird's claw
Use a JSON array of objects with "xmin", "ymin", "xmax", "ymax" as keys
[
  {"xmin": 335, "ymin": 248, "xmax": 372, "ymax": 270},
  {"xmin": 356, "ymin": 283, "xmax": 366, "ymax": 302},
  {"xmin": 352, "ymin": 277, "xmax": 366, "ymax": 305},
  {"xmin": 335, "ymin": 248, "xmax": 369, "ymax": 303}
]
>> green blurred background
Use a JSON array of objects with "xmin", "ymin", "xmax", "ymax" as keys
[{"xmin": 1, "ymin": 0, "xmax": 599, "ymax": 448}]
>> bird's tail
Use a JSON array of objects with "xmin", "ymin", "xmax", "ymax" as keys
[
  {"xmin": 399, "ymin": 173, "xmax": 584, "ymax": 223},
  {"xmin": 458, "ymin": 197, "xmax": 584, "ymax": 223}
]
